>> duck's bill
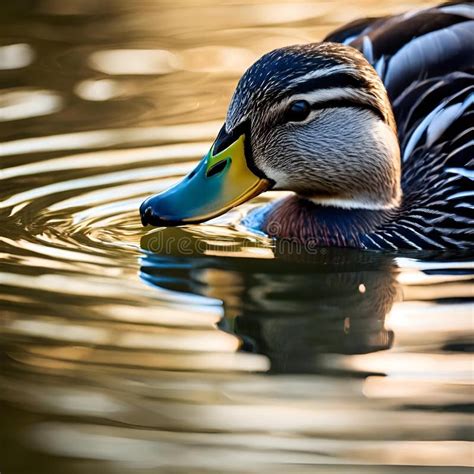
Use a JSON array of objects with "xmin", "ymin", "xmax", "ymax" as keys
[{"xmin": 140, "ymin": 133, "xmax": 271, "ymax": 227}]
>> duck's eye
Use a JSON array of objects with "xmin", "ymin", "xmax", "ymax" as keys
[{"xmin": 283, "ymin": 100, "xmax": 311, "ymax": 122}]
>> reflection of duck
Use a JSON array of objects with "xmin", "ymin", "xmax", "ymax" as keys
[
  {"xmin": 141, "ymin": 2, "xmax": 473, "ymax": 250},
  {"xmin": 141, "ymin": 227, "xmax": 397, "ymax": 372}
]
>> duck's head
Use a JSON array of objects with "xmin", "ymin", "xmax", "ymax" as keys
[{"xmin": 140, "ymin": 42, "xmax": 401, "ymax": 227}]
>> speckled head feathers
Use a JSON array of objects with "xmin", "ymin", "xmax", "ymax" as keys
[
  {"xmin": 223, "ymin": 42, "xmax": 401, "ymax": 211},
  {"xmin": 226, "ymin": 42, "xmax": 395, "ymax": 132}
]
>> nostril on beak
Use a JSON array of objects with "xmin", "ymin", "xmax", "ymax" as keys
[{"xmin": 141, "ymin": 206, "xmax": 153, "ymax": 226}]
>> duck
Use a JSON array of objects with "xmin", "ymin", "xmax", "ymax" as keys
[{"xmin": 140, "ymin": 1, "xmax": 474, "ymax": 250}]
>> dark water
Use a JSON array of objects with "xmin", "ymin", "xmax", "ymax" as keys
[{"xmin": 1, "ymin": 1, "xmax": 473, "ymax": 473}]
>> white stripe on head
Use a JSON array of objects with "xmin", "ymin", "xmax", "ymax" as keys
[
  {"xmin": 288, "ymin": 87, "xmax": 372, "ymax": 106},
  {"xmin": 292, "ymin": 64, "xmax": 357, "ymax": 85}
]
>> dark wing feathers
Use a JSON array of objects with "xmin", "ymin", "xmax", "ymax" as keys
[
  {"xmin": 363, "ymin": 79, "xmax": 474, "ymax": 250},
  {"xmin": 382, "ymin": 20, "xmax": 474, "ymax": 99},
  {"xmin": 330, "ymin": 2, "xmax": 474, "ymax": 250},
  {"xmin": 323, "ymin": 16, "xmax": 387, "ymax": 45},
  {"xmin": 350, "ymin": 11, "xmax": 470, "ymax": 59},
  {"xmin": 393, "ymin": 72, "xmax": 473, "ymax": 145}
]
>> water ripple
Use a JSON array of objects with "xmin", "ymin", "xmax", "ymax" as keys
[{"xmin": 1, "ymin": 3, "xmax": 473, "ymax": 472}]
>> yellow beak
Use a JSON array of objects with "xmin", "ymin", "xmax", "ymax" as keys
[{"xmin": 140, "ymin": 131, "xmax": 271, "ymax": 226}]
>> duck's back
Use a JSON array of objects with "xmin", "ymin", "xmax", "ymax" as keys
[{"xmin": 325, "ymin": 2, "xmax": 474, "ymax": 250}]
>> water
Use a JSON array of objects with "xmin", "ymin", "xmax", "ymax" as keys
[{"xmin": 0, "ymin": 1, "xmax": 473, "ymax": 473}]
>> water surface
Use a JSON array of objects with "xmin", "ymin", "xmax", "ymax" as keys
[{"xmin": 1, "ymin": 1, "xmax": 473, "ymax": 473}]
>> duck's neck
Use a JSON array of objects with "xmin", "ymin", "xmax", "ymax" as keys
[{"xmin": 262, "ymin": 195, "xmax": 394, "ymax": 247}]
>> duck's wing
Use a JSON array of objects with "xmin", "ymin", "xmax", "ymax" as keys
[
  {"xmin": 326, "ymin": 2, "xmax": 474, "ymax": 101},
  {"xmin": 327, "ymin": 2, "xmax": 474, "ymax": 250},
  {"xmin": 362, "ymin": 74, "xmax": 473, "ymax": 250},
  {"xmin": 323, "ymin": 15, "xmax": 387, "ymax": 46}
]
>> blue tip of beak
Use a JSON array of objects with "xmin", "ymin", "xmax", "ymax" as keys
[
  {"xmin": 140, "ymin": 204, "xmax": 153, "ymax": 226},
  {"xmin": 140, "ymin": 198, "xmax": 184, "ymax": 227}
]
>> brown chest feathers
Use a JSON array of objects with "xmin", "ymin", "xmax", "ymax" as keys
[{"xmin": 262, "ymin": 195, "xmax": 393, "ymax": 248}]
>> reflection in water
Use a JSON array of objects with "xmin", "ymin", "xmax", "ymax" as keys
[
  {"xmin": 141, "ymin": 228, "xmax": 397, "ymax": 372},
  {"xmin": 74, "ymin": 78, "xmax": 126, "ymax": 102},
  {"xmin": 0, "ymin": 0, "xmax": 473, "ymax": 472},
  {"xmin": 0, "ymin": 122, "xmax": 219, "ymax": 157},
  {"xmin": 2, "ymin": 228, "xmax": 473, "ymax": 472},
  {"xmin": 89, "ymin": 49, "xmax": 182, "ymax": 75},
  {"xmin": 0, "ymin": 43, "xmax": 35, "ymax": 70},
  {"xmin": 0, "ymin": 89, "xmax": 62, "ymax": 121}
]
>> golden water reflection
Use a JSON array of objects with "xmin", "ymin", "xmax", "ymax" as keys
[
  {"xmin": 3, "ymin": 228, "xmax": 472, "ymax": 471},
  {"xmin": 0, "ymin": 43, "xmax": 35, "ymax": 70},
  {"xmin": 0, "ymin": 0, "xmax": 472, "ymax": 472}
]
